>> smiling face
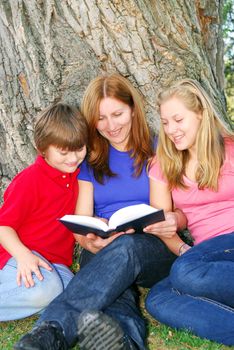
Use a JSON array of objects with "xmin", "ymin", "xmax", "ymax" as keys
[
  {"xmin": 97, "ymin": 97, "xmax": 133, "ymax": 151},
  {"xmin": 44, "ymin": 145, "xmax": 87, "ymax": 173},
  {"xmin": 160, "ymin": 97, "xmax": 202, "ymax": 155}
]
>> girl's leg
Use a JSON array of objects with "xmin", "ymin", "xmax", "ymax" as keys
[
  {"xmin": 171, "ymin": 232, "xmax": 234, "ymax": 306},
  {"xmin": 146, "ymin": 277, "xmax": 234, "ymax": 346},
  {"xmin": 0, "ymin": 253, "xmax": 67, "ymax": 321}
]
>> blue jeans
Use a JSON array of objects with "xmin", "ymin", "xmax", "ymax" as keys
[
  {"xmin": 0, "ymin": 251, "xmax": 74, "ymax": 321},
  {"xmin": 146, "ymin": 232, "xmax": 234, "ymax": 346},
  {"xmin": 38, "ymin": 233, "xmax": 176, "ymax": 349}
]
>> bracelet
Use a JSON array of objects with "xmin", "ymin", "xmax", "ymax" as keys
[{"xmin": 179, "ymin": 243, "xmax": 191, "ymax": 256}]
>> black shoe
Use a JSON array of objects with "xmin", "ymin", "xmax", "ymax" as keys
[
  {"xmin": 14, "ymin": 321, "xmax": 68, "ymax": 350},
  {"xmin": 77, "ymin": 310, "xmax": 137, "ymax": 350}
]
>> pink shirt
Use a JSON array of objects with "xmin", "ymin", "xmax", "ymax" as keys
[{"xmin": 149, "ymin": 139, "xmax": 234, "ymax": 245}]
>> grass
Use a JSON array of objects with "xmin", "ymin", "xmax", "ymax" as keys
[
  {"xmin": 1, "ymin": 297, "xmax": 234, "ymax": 350},
  {"xmin": 1, "ymin": 253, "xmax": 233, "ymax": 350}
]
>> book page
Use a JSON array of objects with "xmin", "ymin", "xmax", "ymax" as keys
[
  {"xmin": 108, "ymin": 204, "xmax": 157, "ymax": 229},
  {"xmin": 61, "ymin": 215, "xmax": 109, "ymax": 232}
]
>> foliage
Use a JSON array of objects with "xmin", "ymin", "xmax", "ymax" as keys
[{"xmin": 223, "ymin": 0, "xmax": 234, "ymax": 121}]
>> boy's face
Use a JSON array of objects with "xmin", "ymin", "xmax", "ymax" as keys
[{"xmin": 44, "ymin": 145, "xmax": 86, "ymax": 173}]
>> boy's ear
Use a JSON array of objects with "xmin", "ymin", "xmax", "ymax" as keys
[{"xmin": 37, "ymin": 148, "xmax": 45, "ymax": 156}]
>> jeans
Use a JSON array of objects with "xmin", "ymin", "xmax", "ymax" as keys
[
  {"xmin": 38, "ymin": 233, "xmax": 176, "ymax": 349},
  {"xmin": 0, "ymin": 251, "xmax": 74, "ymax": 321},
  {"xmin": 146, "ymin": 232, "xmax": 234, "ymax": 346}
]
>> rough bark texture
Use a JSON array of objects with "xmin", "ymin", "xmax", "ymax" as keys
[{"xmin": 0, "ymin": 0, "xmax": 226, "ymax": 196}]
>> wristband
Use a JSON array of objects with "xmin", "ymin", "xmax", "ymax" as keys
[{"xmin": 179, "ymin": 243, "xmax": 191, "ymax": 256}]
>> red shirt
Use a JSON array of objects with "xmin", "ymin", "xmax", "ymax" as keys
[{"xmin": 0, "ymin": 156, "xmax": 79, "ymax": 268}]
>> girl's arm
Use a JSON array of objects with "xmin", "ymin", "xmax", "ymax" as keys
[
  {"xmin": 0, "ymin": 226, "xmax": 52, "ymax": 287},
  {"xmin": 144, "ymin": 178, "xmax": 190, "ymax": 256},
  {"xmin": 74, "ymin": 180, "xmax": 124, "ymax": 254}
]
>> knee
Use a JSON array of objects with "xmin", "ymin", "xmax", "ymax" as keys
[
  {"xmin": 102, "ymin": 235, "xmax": 139, "ymax": 267},
  {"xmin": 108, "ymin": 235, "xmax": 136, "ymax": 256},
  {"xmin": 170, "ymin": 254, "xmax": 207, "ymax": 293},
  {"xmin": 28, "ymin": 271, "xmax": 63, "ymax": 309}
]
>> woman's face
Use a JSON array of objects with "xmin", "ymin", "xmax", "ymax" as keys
[
  {"xmin": 97, "ymin": 97, "xmax": 133, "ymax": 151},
  {"xmin": 160, "ymin": 97, "xmax": 202, "ymax": 156}
]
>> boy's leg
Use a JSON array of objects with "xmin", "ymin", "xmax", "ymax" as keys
[
  {"xmin": 0, "ymin": 253, "xmax": 66, "ymax": 321},
  {"xmin": 170, "ymin": 232, "xmax": 234, "ymax": 306},
  {"xmin": 36, "ymin": 233, "xmax": 175, "ymax": 348},
  {"xmin": 146, "ymin": 276, "xmax": 234, "ymax": 346},
  {"xmin": 53, "ymin": 263, "xmax": 74, "ymax": 289}
]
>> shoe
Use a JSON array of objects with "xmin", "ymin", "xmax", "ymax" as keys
[
  {"xmin": 77, "ymin": 310, "xmax": 137, "ymax": 350},
  {"xmin": 14, "ymin": 321, "xmax": 68, "ymax": 350}
]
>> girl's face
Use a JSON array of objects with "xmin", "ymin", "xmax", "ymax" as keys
[
  {"xmin": 97, "ymin": 97, "xmax": 133, "ymax": 151},
  {"xmin": 160, "ymin": 97, "xmax": 202, "ymax": 155},
  {"xmin": 44, "ymin": 145, "xmax": 87, "ymax": 173}
]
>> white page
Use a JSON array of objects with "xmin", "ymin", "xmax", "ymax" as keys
[
  {"xmin": 61, "ymin": 215, "xmax": 109, "ymax": 231},
  {"xmin": 108, "ymin": 204, "xmax": 157, "ymax": 229}
]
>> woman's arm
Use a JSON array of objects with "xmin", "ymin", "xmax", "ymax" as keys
[
  {"xmin": 74, "ymin": 180, "xmax": 124, "ymax": 253},
  {"xmin": 144, "ymin": 178, "xmax": 190, "ymax": 256}
]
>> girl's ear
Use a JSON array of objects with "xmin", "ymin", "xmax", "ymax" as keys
[{"xmin": 197, "ymin": 112, "xmax": 203, "ymax": 120}]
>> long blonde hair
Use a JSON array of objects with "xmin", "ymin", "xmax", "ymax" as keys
[
  {"xmin": 81, "ymin": 73, "xmax": 154, "ymax": 183},
  {"xmin": 157, "ymin": 79, "xmax": 234, "ymax": 191}
]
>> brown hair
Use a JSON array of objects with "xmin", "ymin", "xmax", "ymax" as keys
[
  {"xmin": 34, "ymin": 102, "xmax": 88, "ymax": 153},
  {"xmin": 81, "ymin": 73, "xmax": 154, "ymax": 183}
]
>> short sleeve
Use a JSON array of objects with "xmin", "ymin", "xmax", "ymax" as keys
[
  {"xmin": 149, "ymin": 158, "xmax": 167, "ymax": 183},
  {"xmin": 78, "ymin": 159, "xmax": 93, "ymax": 182},
  {"xmin": 0, "ymin": 172, "xmax": 36, "ymax": 229}
]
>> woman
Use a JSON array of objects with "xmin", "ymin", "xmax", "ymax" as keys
[
  {"xmin": 15, "ymin": 74, "xmax": 178, "ymax": 350},
  {"xmin": 145, "ymin": 79, "xmax": 234, "ymax": 345}
]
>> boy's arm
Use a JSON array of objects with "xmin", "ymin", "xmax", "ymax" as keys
[
  {"xmin": 0, "ymin": 226, "xmax": 52, "ymax": 287},
  {"xmin": 144, "ymin": 178, "xmax": 191, "ymax": 256}
]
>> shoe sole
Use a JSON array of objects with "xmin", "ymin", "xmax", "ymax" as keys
[{"xmin": 78, "ymin": 311, "xmax": 126, "ymax": 350}]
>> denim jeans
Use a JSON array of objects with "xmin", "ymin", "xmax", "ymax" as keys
[
  {"xmin": 146, "ymin": 232, "xmax": 234, "ymax": 346},
  {"xmin": 38, "ymin": 233, "xmax": 176, "ymax": 349},
  {"xmin": 0, "ymin": 251, "xmax": 74, "ymax": 321}
]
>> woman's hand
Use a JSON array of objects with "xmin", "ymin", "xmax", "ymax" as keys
[
  {"xmin": 143, "ymin": 211, "xmax": 178, "ymax": 238},
  {"xmin": 74, "ymin": 231, "xmax": 125, "ymax": 254},
  {"xmin": 16, "ymin": 251, "xmax": 52, "ymax": 288}
]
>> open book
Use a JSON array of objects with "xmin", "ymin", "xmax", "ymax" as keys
[{"xmin": 59, "ymin": 204, "xmax": 165, "ymax": 238}]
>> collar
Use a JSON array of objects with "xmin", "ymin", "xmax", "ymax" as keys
[{"xmin": 35, "ymin": 155, "xmax": 80, "ymax": 180}]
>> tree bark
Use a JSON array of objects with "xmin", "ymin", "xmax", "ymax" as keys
[{"xmin": 0, "ymin": 0, "xmax": 226, "ymax": 196}]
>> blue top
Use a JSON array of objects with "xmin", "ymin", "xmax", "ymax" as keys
[{"xmin": 78, "ymin": 145, "xmax": 150, "ymax": 220}]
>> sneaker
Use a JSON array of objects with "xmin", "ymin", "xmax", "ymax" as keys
[
  {"xmin": 77, "ymin": 310, "xmax": 136, "ymax": 350},
  {"xmin": 14, "ymin": 321, "xmax": 68, "ymax": 350}
]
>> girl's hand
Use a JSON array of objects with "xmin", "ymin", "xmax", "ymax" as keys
[
  {"xmin": 16, "ymin": 251, "xmax": 52, "ymax": 288},
  {"xmin": 143, "ymin": 212, "xmax": 178, "ymax": 238}
]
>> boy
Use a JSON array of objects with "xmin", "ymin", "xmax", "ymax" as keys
[{"xmin": 0, "ymin": 102, "xmax": 87, "ymax": 321}]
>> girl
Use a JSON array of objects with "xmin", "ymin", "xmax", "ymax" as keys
[{"xmin": 145, "ymin": 79, "xmax": 234, "ymax": 346}]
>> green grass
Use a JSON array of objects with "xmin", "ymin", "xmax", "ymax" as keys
[
  {"xmin": 1, "ymin": 255, "xmax": 233, "ymax": 350},
  {"xmin": 1, "ymin": 305, "xmax": 233, "ymax": 350}
]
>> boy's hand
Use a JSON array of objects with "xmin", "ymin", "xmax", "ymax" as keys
[
  {"xmin": 16, "ymin": 251, "xmax": 52, "ymax": 288},
  {"xmin": 143, "ymin": 212, "xmax": 178, "ymax": 238}
]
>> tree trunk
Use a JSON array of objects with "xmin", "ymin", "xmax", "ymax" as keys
[{"xmin": 0, "ymin": 0, "xmax": 226, "ymax": 196}]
